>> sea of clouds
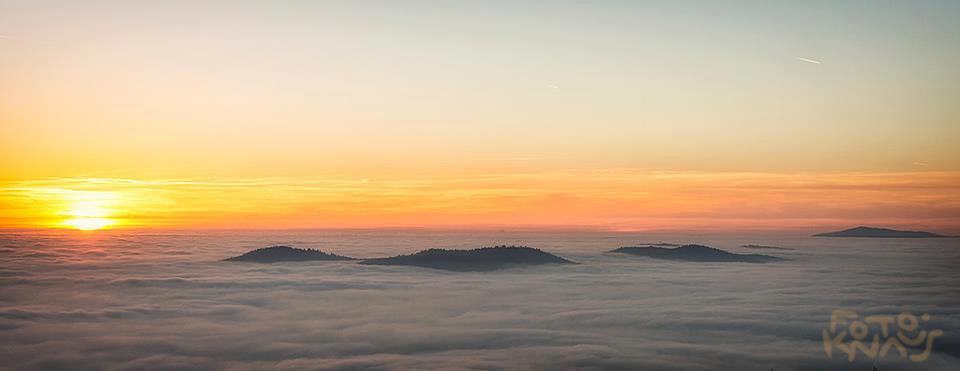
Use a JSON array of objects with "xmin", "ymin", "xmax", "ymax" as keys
[{"xmin": 1, "ymin": 230, "xmax": 958, "ymax": 370}]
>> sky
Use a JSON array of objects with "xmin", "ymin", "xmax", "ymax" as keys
[{"xmin": 1, "ymin": 0, "xmax": 958, "ymax": 231}]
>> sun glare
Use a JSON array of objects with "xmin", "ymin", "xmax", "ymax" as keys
[
  {"xmin": 59, "ymin": 190, "xmax": 121, "ymax": 230},
  {"xmin": 63, "ymin": 217, "xmax": 115, "ymax": 231}
]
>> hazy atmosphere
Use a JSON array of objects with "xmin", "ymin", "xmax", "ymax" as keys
[{"xmin": 2, "ymin": 1, "xmax": 958, "ymax": 370}]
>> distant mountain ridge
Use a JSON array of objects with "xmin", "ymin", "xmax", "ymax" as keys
[
  {"xmin": 814, "ymin": 226, "xmax": 947, "ymax": 238},
  {"xmin": 360, "ymin": 245, "xmax": 576, "ymax": 271},
  {"xmin": 611, "ymin": 244, "xmax": 784, "ymax": 263},
  {"xmin": 225, "ymin": 245, "xmax": 355, "ymax": 263}
]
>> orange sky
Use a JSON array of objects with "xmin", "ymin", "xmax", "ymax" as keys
[
  {"xmin": 2, "ymin": 171, "xmax": 958, "ymax": 233},
  {"xmin": 1, "ymin": 2, "xmax": 959, "ymax": 232}
]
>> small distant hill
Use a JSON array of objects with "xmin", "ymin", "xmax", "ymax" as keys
[
  {"xmin": 225, "ymin": 245, "xmax": 355, "ymax": 263},
  {"xmin": 814, "ymin": 226, "xmax": 947, "ymax": 238},
  {"xmin": 610, "ymin": 244, "xmax": 784, "ymax": 263},
  {"xmin": 637, "ymin": 242, "xmax": 681, "ymax": 247},
  {"xmin": 359, "ymin": 245, "xmax": 576, "ymax": 272}
]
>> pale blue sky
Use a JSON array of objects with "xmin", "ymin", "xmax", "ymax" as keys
[{"xmin": 1, "ymin": 0, "xmax": 958, "ymax": 177}]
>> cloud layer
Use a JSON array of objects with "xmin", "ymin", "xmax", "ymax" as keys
[{"xmin": 1, "ymin": 230, "xmax": 959, "ymax": 370}]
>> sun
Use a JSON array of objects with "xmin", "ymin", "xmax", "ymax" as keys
[
  {"xmin": 59, "ymin": 190, "xmax": 120, "ymax": 230},
  {"xmin": 63, "ymin": 217, "xmax": 115, "ymax": 230}
]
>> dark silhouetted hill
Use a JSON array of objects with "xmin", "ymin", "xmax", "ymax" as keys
[
  {"xmin": 637, "ymin": 242, "xmax": 681, "ymax": 247},
  {"xmin": 359, "ymin": 245, "xmax": 576, "ymax": 271},
  {"xmin": 611, "ymin": 244, "xmax": 784, "ymax": 263},
  {"xmin": 814, "ymin": 226, "xmax": 946, "ymax": 238},
  {"xmin": 225, "ymin": 245, "xmax": 355, "ymax": 263}
]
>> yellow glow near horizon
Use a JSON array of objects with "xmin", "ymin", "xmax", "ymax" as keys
[
  {"xmin": 7, "ymin": 189, "xmax": 126, "ymax": 230},
  {"xmin": 63, "ymin": 217, "xmax": 115, "ymax": 231},
  {"xmin": 1, "ymin": 172, "xmax": 958, "ymax": 232},
  {"xmin": 59, "ymin": 191, "xmax": 120, "ymax": 230}
]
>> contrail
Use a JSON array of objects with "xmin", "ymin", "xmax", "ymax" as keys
[{"xmin": 797, "ymin": 57, "xmax": 822, "ymax": 65}]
